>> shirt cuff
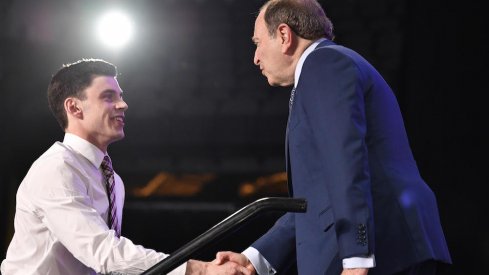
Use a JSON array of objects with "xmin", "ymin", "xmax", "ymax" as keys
[
  {"xmin": 242, "ymin": 247, "xmax": 276, "ymax": 275},
  {"xmin": 342, "ymin": 255, "xmax": 376, "ymax": 269}
]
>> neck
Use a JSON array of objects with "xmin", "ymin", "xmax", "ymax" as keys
[
  {"xmin": 293, "ymin": 38, "xmax": 314, "ymax": 63},
  {"xmin": 284, "ymin": 38, "xmax": 314, "ymax": 86}
]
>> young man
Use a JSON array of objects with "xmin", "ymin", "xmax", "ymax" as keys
[
  {"xmin": 215, "ymin": 0, "xmax": 452, "ymax": 274},
  {"xmin": 1, "ymin": 59, "xmax": 250, "ymax": 275}
]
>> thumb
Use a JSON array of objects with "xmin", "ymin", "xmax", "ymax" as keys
[{"xmin": 214, "ymin": 251, "xmax": 229, "ymax": 265}]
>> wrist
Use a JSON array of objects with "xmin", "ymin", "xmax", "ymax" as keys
[{"xmin": 186, "ymin": 259, "xmax": 207, "ymax": 275}]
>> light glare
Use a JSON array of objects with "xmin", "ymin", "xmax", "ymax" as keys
[{"xmin": 97, "ymin": 11, "xmax": 133, "ymax": 49}]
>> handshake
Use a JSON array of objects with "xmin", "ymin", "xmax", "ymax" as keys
[{"xmin": 187, "ymin": 251, "xmax": 257, "ymax": 275}]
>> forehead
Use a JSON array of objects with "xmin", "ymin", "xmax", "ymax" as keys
[
  {"xmin": 87, "ymin": 75, "xmax": 122, "ymax": 93},
  {"xmin": 253, "ymin": 11, "xmax": 267, "ymax": 37}
]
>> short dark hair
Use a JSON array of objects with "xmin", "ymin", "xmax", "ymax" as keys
[
  {"xmin": 261, "ymin": 0, "xmax": 334, "ymax": 40},
  {"xmin": 47, "ymin": 58, "xmax": 117, "ymax": 130}
]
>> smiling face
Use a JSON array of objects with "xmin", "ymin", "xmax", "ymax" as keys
[{"xmin": 68, "ymin": 75, "xmax": 128, "ymax": 152}]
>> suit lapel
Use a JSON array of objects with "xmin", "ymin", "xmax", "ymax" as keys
[
  {"xmin": 285, "ymin": 39, "xmax": 336, "ymax": 196},
  {"xmin": 285, "ymin": 88, "xmax": 294, "ymax": 196}
]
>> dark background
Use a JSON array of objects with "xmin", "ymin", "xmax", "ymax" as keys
[{"xmin": 0, "ymin": 0, "xmax": 487, "ymax": 274}]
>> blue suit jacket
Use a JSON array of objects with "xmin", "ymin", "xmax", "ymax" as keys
[{"xmin": 252, "ymin": 40, "xmax": 451, "ymax": 274}]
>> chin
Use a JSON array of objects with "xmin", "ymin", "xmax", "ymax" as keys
[
  {"xmin": 267, "ymin": 79, "xmax": 280, "ymax": 87},
  {"xmin": 112, "ymin": 132, "xmax": 125, "ymax": 141},
  {"xmin": 269, "ymin": 81, "xmax": 291, "ymax": 88},
  {"xmin": 267, "ymin": 77, "xmax": 292, "ymax": 87}
]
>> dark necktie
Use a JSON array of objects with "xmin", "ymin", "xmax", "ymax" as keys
[
  {"xmin": 289, "ymin": 87, "xmax": 296, "ymax": 110},
  {"xmin": 101, "ymin": 156, "xmax": 120, "ymax": 237}
]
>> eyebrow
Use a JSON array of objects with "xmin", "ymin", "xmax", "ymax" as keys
[{"xmin": 101, "ymin": 89, "xmax": 123, "ymax": 97}]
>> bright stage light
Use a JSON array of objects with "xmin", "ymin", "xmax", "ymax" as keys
[{"xmin": 96, "ymin": 11, "xmax": 134, "ymax": 49}]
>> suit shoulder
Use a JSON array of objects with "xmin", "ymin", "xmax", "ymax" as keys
[
  {"xmin": 301, "ymin": 45, "xmax": 359, "ymax": 80},
  {"xmin": 304, "ymin": 45, "xmax": 358, "ymax": 70},
  {"xmin": 306, "ymin": 44, "xmax": 381, "ymax": 87},
  {"xmin": 309, "ymin": 44, "xmax": 370, "ymax": 68}
]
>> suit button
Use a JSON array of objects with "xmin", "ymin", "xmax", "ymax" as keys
[{"xmin": 356, "ymin": 224, "xmax": 368, "ymax": 246}]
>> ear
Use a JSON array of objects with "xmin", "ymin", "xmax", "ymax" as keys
[
  {"xmin": 277, "ymin": 23, "xmax": 294, "ymax": 54},
  {"xmin": 64, "ymin": 97, "xmax": 83, "ymax": 119}
]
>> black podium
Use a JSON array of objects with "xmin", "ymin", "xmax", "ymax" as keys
[{"xmin": 142, "ymin": 197, "xmax": 307, "ymax": 275}]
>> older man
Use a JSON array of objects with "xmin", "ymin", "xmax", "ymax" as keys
[{"xmin": 216, "ymin": 1, "xmax": 451, "ymax": 274}]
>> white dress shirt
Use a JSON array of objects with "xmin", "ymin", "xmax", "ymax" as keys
[
  {"xmin": 242, "ymin": 38, "xmax": 375, "ymax": 274},
  {"xmin": 1, "ymin": 133, "xmax": 186, "ymax": 275}
]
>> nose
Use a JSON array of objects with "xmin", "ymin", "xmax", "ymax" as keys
[
  {"xmin": 253, "ymin": 49, "xmax": 260, "ymax": 66},
  {"xmin": 117, "ymin": 99, "xmax": 128, "ymax": 111}
]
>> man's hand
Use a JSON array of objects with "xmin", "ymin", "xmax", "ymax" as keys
[
  {"xmin": 341, "ymin": 268, "xmax": 369, "ymax": 275},
  {"xmin": 186, "ymin": 259, "xmax": 252, "ymax": 275},
  {"xmin": 214, "ymin": 251, "xmax": 256, "ymax": 275}
]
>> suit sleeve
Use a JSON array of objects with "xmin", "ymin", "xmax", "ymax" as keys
[
  {"xmin": 299, "ymin": 48, "xmax": 375, "ymax": 259},
  {"xmin": 251, "ymin": 212, "xmax": 296, "ymax": 272}
]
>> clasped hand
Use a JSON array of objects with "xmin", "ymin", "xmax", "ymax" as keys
[
  {"xmin": 207, "ymin": 251, "xmax": 368, "ymax": 275},
  {"xmin": 212, "ymin": 251, "xmax": 256, "ymax": 275},
  {"xmin": 185, "ymin": 251, "xmax": 255, "ymax": 275}
]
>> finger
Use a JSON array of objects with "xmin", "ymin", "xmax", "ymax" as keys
[
  {"xmin": 215, "ymin": 251, "xmax": 231, "ymax": 264},
  {"xmin": 217, "ymin": 261, "xmax": 246, "ymax": 275},
  {"xmin": 239, "ymin": 265, "xmax": 251, "ymax": 275},
  {"xmin": 224, "ymin": 261, "xmax": 250, "ymax": 275}
]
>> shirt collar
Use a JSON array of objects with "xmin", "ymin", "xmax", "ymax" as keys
[
  {"xmin": 294, "ymin": 38, "xmax": 328, "ymax": 88},
  {"xmin": 63, "ymin": 133, "xmax": 107, "ymax": 168}
]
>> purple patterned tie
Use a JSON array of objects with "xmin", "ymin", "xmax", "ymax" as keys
[{"xmin": 101, "ymin": 156, "xmax": 120, "ymax": 237}]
